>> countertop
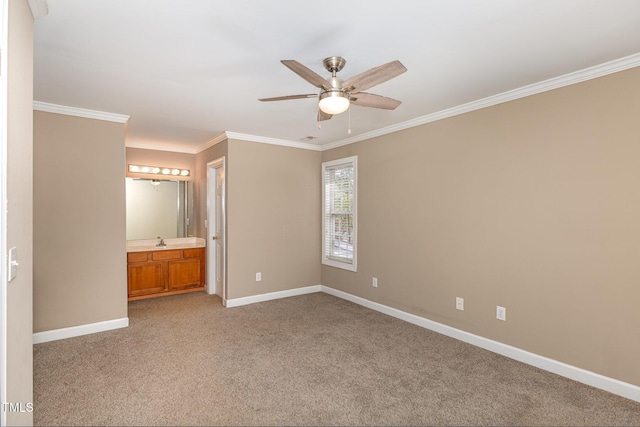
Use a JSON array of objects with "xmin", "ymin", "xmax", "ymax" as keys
[{"xmin": 127, "ymin": 237, "xmax": 206, "ymax": 253}]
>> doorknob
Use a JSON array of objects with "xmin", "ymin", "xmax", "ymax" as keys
[{"xmin": 212, "ymin": 236, "xmax": 218, "ymax": 240}]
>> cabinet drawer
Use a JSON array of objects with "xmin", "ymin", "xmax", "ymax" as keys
[
  {"xmin": 152, "ymin": 250, "xmax": 182, "ymax": 261},
  {"xmin": 183, "ymin": 248, "xmax": 203, "ymax": 259},
  {"xmin": 127, "ymin": 252, "xmax": 149, "ymax": 263}
]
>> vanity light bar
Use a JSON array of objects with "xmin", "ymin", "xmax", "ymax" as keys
[{"xmin": 128, "ymin": 164, "xmax": 190, "ymax": 177}]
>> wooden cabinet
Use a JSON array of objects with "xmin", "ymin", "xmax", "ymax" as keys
[
  {"xmin": 128, "ymin": 260, "xmax": 165, "ymax": 296},
  {"xmin": 127, "ymin": 247, "xmax": 205, "ymax": 301}
]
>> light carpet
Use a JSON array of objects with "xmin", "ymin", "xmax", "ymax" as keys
[{"xmin": 33, "ymin": 291, "xmax": 640, "ymax": 426}]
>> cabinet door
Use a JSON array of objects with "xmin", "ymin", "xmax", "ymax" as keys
[
  {"xmin": 128, "ymin": 262, "xmax": 166, "ymax": 297},
  {"xmin": 168, "ymin": 259, "xmax": 201, "ymax": 290}
]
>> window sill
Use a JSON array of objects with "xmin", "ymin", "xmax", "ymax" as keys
[{"xmin": 322, "ymin": 258, "xmax": 357, "ymax": 272}]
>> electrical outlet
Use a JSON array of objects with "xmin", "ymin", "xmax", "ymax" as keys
[
  {"xmin": 496, "ymin": 306, "xmax": 506, "ymax": 321},
  {"xmin": 456, "ymin": 297, "xmax": 464, "ymax": 311},
  {"xmin": 372, "ymin": 277, "xmax": 378, "ymax": 288},
  {"xmin": 256, "ymin": 272, "xmax": 262, "ymax": 282}
]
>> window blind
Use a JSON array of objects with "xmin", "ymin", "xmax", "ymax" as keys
[{"xmin": 322, "ymin": 157, "xmax": 357, "ymax": 271}]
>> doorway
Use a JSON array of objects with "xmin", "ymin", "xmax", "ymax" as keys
[{"xmin": 206, "ymin": 157, "xmax": 226, "ymax": 304}]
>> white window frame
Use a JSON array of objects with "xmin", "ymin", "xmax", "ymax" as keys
[{"xmin": 322, "ymin": 156, "xmax": 357, "ymax": 272}]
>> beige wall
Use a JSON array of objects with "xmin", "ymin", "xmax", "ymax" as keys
[
  {"xmin": 33, "ymin": 112, "xmax": 128, "ymax": 332},
  {"xmin": 4, "ymin": 1, "xmax": 34, "ymax": 425},
  {"xmin": 322, "ymin": 66, "xmax": 640, "ymax": 387},
  {"xmin": 226, "ymin": 139, "xmax": 321, "ymax": 300},
  {"xmin": 126, "ymin": 147, "xmax": 196, "ymax": 181}
]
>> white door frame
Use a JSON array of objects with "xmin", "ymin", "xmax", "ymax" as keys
[
  {"xmin": 206, "ymin": 157, "xmax": 226, "ymax": 304},
  {"xmin": 1, "ymin": 0, "xmax": 9, "ymax": 422}
]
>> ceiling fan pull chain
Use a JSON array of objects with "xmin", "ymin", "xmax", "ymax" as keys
[{"xmin": 347, "ymin": 105, "xmax": 352, "ymax": 135}]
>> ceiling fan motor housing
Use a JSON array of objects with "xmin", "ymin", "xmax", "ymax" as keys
[
  {"xmin": 328, "ymin": 76, "xmax": 345, "ymax": 90},
  {"xmin": 319, "ymin": 71, "xmax": 350, "ymax": 114}
]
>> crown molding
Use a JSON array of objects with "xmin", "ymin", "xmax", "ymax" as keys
[
  {"xmin": 321, "ymin": 52, "xmax": 640, "ymax": 151},
  {"xmin": 28, "ymin": 0, "xmax": 48, "ymax": 20},
  {"xmin": 194, "ymin": 133, "xmax": 227, "ymax": 153},
  {"xmin": 33, "ymin": 101, "xmax": 130, "ymax": 123},
  {"xmin": 224, "ymin": 132, "xmax": 322, "ymax": 151}
]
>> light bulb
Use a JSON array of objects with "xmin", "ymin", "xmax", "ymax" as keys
[{"xmin": 319, "ymin": 91, "xmax": 350, "ymax": 115}]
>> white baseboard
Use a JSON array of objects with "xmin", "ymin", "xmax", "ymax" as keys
[
  {"xmin": 225, "ymin": 285, "xmax": 322, "ymax": 308},
  {"xmin": 31, "ymin": 286, "xmax": 640, "ymax": 403},
  {"xmin": 320, "ymin": 285, "xmax": 640, "ymax": 403},
  {"xmin": 33, "ymin": 317, "xmax": 129, "ymax": 344}
]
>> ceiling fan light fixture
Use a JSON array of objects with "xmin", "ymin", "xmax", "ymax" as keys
[{"xmin": 318, "ymin": 91, "xmax": 350, "ymax": 115}]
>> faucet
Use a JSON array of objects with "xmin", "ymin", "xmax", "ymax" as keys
[{"xmin": 156, "ymin": 236, "xmax": 166, "ymax": 247}]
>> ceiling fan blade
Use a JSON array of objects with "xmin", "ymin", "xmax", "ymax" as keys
[
  {"xmin": 259, "ymin": 94, "xmax": 317, "ymax": 102},
  {"xmin": 350, "ymin": 92, "xmax": 402, "ymax": 110},
  {"xmin": 281, "ymin": 60, "xmax": 332, "ymax": 90},
  {"xmin": 342, "ymin": 60, "xmax": 407, "ymax": 93},
  {"xmin": 317, "ymin": 109, "xmax": 333, "ymax": 121}
]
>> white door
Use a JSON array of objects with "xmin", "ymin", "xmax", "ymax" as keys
[{"xmin": 206, "ymin": 158, "xmax": 225, "ymax": 302}]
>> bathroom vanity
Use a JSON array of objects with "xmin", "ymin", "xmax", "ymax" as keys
[{"xmin": 126, "ymin": 238, "xmax": 206, "ymax": 301}]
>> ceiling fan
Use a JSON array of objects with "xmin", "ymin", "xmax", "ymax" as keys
[{"xmin": 259, "ymin": 56, "xmax": 407, "ymax": 121}]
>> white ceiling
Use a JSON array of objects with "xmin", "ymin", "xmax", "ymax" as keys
[{"xmin": 33, "ymin": 0, "xmax": 640, "ymax": 153}]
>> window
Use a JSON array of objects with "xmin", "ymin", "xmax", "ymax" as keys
[{"xmin": 322, "ymin": 156, "xmax": 357, "ymax": 271}]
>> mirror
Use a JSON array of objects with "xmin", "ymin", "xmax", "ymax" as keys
[{"xmin": 125, "ymin": 178, "xmax": 194, "ymax": 240}]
